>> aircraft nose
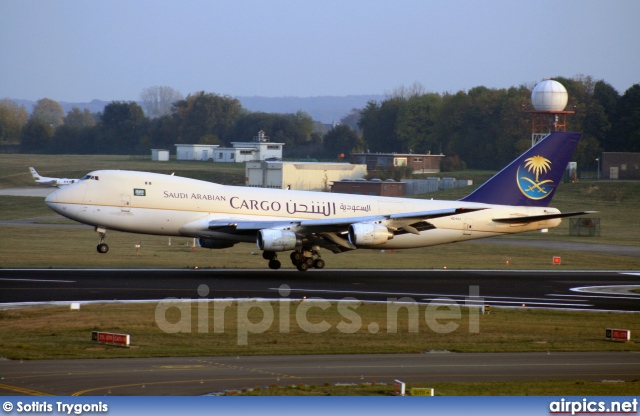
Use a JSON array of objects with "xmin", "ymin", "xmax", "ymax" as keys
[{"xmin": 44, "ymin": 189, "xmax": 57, "ymax": 205}]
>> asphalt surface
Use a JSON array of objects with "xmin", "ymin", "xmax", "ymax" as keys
[
  {"xmin": 1, "ymin": 269, "xmax": 639, "ymax": 312},
  {"xmin": 0, "ymin": 187, "xmax": 55, "ymax": 197},
  {"xmin": 1, "ymin": 352, "xmax": 639, "ymax": 396}
]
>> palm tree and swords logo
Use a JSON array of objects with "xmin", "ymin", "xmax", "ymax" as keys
[{"xmin": 517, "ymin": 155, "xmax": 554, "ymax": 200}]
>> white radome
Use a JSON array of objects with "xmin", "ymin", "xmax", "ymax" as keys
[{"xmin": 531, "ymin": 79, "xmax": 568, "ymax": 111}]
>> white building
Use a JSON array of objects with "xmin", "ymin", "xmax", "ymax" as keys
[
  {"xmin": 246, "ymin": 161, "xmax": 367, "ymax": 191},
  {"xmin": 175, "ymin": 144, "xmax": 220, "ymax": 161},
  {"xmin": 175, "ymin": 131, "xmax": 284, "ymax": 163},
  {"xmin": 151, "ymin": 149, "xmax": 170, "ymax": 161}
]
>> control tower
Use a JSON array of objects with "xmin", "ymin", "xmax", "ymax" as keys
[{"xmin": 525, "ymin": 79, "xmax": 574, "ymax": 146}]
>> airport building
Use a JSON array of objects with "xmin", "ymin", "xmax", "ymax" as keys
[
  {"xmin": 175, "ymin": 130, "xmax": 284, "ymax": 162},
  {"xmin": 331, "ymin": 178, "xmax": 405, "ymax": 197},
  {"xmin": 151, "ymin": 149, "xmax": 170, "ymax": 161},
  {"xmin": 601, "ymin": 152, "xmax": 640, "ymax": 179},
  {"xmin": 350, "ymin": 152, "xmax": 443, "ymax": 173},
  {"xmin": 246, "ymin": 161, "xmax": 367, "ymax": 191}
]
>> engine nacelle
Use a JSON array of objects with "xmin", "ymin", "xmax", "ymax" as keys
[
  {"xmin": 348, "ymin": 223, "xmax": 393, "ymax": 246},
  {"xmin": 256, "ymin": 229, "xmax": 300, "ymax": 251},
  {"xmin": 198, "ymin": 238, "xmax": 235, "ymax": 249}
]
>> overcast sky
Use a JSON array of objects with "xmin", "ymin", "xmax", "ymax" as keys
[{"xmin": 1, "ymin": 0, "xmax": 638, "ymax": 103}]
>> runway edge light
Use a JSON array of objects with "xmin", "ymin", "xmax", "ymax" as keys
[{"xmin": 552, "ymin": 256, "xmax": 562, "ymax": 265}]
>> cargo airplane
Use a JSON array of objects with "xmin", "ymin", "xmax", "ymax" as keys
[
  {"xmin": 30, "ymin": 167, "xmax": 79, "ymax": 188},
  {"xmin": 45, "ymin": 132, "xmax": 593, "ymax": 271}
]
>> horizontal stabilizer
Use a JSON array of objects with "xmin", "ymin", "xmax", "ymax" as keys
[{"xmin": 492, "ymin": 211, "xmax": 598, "ymax": 224}]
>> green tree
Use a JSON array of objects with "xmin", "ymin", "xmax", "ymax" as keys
[
  {"xmin": 582, "ymin": 101, "xmax": 611, "ymax": 144},
  {"xmin": 0, "ymin": 99, "xmax": 28, "ymax": 144},
  {"xmin": 358, "ymin": 98, "xmax": 405, "ymax": 152},
  {"xmin": 593, "ymin": 80, "xmax": 619, "ymax": 121},
  {"xmin": 99, "ymin": 101, "xmax": 148, "ymax": 153},
  {"xmin": 147, "ymin": 114, "xmax": 180, "ymax": 150},
  {"xmin": 30, "ymin": 98, "xmax": 65, "ymax": 128},
  {"xmin": 65, "ymin": 107, "xmax": 97, "ymax": 128},
  {"xmin": 173, "ymin": 91, "xmax": 242, "ymax": 144},
  {"xmin": 573, "ymin": 135, "xmax": 602, "ymax": 169},
  {"xmin": 322, "ymin": 124, "xmax": 363, "ymax": 158},
  {"xmin": 396, "ymin": 93, "xmax": 442, "ymax": 154},
  {"xmin": 609, "ymin": 84, "xmax": 640, "ymax": 152},
  {"xmin": 20, "ymin": 119, "xmax": 54, "ymax": 153},
  {"xmin": 228, "ymin": 110, "xmax": 316, "ymax": 155}
]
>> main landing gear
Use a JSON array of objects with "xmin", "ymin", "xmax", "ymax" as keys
[
  {"xmin": 262, "ymin": 251, "xmax": 281, "ymax": 270},
  {"xmin": 262, "ymin": 248, "xmax": 325, "ymax": 271},
  {"xmin": 96, "ymin": 227, "xmax": 109, "ymax": 254}
]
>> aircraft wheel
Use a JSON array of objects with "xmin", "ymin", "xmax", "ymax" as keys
[
  {"xmin": 296, "ymin": 262, "xmax": 309, "ymax": 272},
  {"xmin": 305, "ymin": 257, "xmax": 314, "ymax": 267},
  {"xmin": 97, "ymin": 243, "xmax": 109, "ymax": 254},
  {"xmin": 291, "ymin": 251, "xmax": 304, "ymax": 262},
  {"xmin": 268, "ymin": 260, "xmax": 281, "ymax": 270},
  {"xmin": 263, "ymin": 251, "xmax": 276, "ymax": 260},
  {"xmin": 313, "ymin": 258, "xmax": 325, "ymax": 269}
]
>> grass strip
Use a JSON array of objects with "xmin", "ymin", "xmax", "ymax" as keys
[{"xmin": 1, "ymin": 302, "xmax": 638, "ymax": 360}]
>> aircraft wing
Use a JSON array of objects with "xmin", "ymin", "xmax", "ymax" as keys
[
  {"xmin": 197, "ymin": 207, "xmax": 485, "ymax": 253},
  {"xmin": 492, "ymin": 211, "xmax": 598, "ymax": 224},
  {"xmin": 207, "ymin": 207, "xmax": 482, "ymax": 232}
]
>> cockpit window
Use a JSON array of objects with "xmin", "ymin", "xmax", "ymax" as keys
[{"xmin": 81, "ymin": 175, "xmax": 99, "ymax": 181}]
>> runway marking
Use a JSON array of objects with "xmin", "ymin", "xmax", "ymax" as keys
[
  {"xmin": 276, "ymin": 288, "xmax": 588, "ymax": 303},
  {"xmin": 570, "ymin": 285, "xmax": 640, "ymax": 297},
  {"xmin": 258, "ymin": 361, "xmax": 640, "ymax": 370},
  {"xmin": 421, "ymin": 298, "xmax": 592, "ymax": 307},
  {"xmin": 0, "ymin": 278, "xmax": 75, "ymax": 283},
  {"xmin": 0, "ymin": 383, "xmax": 54, "ymax": 396},
  {"xmin": 550, "ymin": 293, "xmax": 640, "ymax": 300},
  {"xmin": 72, "ymin": 375, "xmax": 295, "ymax": 396}
]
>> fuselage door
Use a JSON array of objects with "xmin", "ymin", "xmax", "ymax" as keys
[
  {"xmin": 120, "ymin": 194, "xmax": 131, "ymax": 212},
  {"xmin": 463, "ymin": 221, "xmax": 472, "ymax": 235}
]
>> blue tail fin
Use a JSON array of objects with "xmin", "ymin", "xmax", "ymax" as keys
[{"xmin": 460, "ymin": 132, "xmax": 581, "ymax": 207}]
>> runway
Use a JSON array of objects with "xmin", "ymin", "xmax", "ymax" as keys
[
  {"xmin": 1, "ymin": 269, "xmax": 639, "ymax": 312},
  {"xmin": 1, "ymin": 352, "xmax": 639, "ymax": 396},
  {"xmin": 1, "ymin": 269, "xmax": 639, "ymax": 396}
]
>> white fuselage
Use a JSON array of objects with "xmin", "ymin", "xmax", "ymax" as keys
[
  {"xmin": 34, "ymin": 177, "xmax": 78, "ymax": 187},
  {"xmin": 45, "ymin": 170, "xmax": 561, "ymax": 250}
]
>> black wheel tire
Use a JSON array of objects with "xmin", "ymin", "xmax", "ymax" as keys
[
  {"xmin": 263, "ymin": 251, "xmax": 276, "ymax": 260},
  {"xmin": 268, "ymin": 260, "xmax": 281, "ymax": 270},
  {"xmin": 313, "ymin": 258, "xmax": 325, "ymax": 269},
  {"xmin": 97, "ymin": 243, "xmax": 109, "ymax": 254},
  {"xmin": 296, "ymin": 262, "xmax": 309, "ymax": 272},
  {"xmin": 305, "ymin": 257, "xmax": 314, "ymax": 267},
  {"xmin": 291, "ymin": 251, "xmax": 304, "ymax": 262}
]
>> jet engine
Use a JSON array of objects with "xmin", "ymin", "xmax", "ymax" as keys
[
  {"xmin": 348, "ymin": 223, "xmax": 394, "ymax": 246},
  {"xmin": 198, "ymin": 238, "xmax": 236, "ymax": 249},
  {"xmin": 256, "ymin": 229, "xmax": 300, "ymax": 251}
]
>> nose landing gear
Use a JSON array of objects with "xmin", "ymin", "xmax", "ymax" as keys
[{"xmin": 96, "ymin": 227, "xmax": 109, "ymax": 254}]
